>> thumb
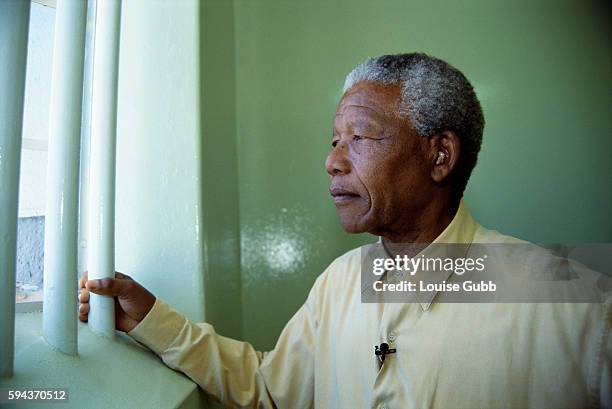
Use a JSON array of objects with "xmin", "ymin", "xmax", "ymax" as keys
[{"xmin": 86, "ymin": 277, "xmax": 130, "ymax": 297}]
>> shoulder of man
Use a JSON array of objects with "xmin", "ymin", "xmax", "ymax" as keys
[
  {"xmin": 305, "ymin": 243, "xmax": 374, "ymax": 310},
  {"xmin": 473, "ymin": 222, "xmax": 612, "ymax": 303}
]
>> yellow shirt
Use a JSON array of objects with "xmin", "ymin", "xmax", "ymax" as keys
[{"xmin": 129, "ymin": 201, "xmax": 611, "ymax": 408}]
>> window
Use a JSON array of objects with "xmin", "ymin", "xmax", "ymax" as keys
[
  {"xmin": 16, "ymin": 0, "xmax": 94, "ymax": 307},
  {"xmin": 16, "ymin": 1, "xmax": 55, "ymax": 304}
]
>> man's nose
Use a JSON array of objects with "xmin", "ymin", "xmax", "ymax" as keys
[{"xmin": 325, "ymin": 142, "xmax": 351, "ymax": 176}]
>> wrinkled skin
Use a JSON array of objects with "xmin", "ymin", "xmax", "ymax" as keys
[{"xmin": 326, "ymin": 81, "xmax": 460, "ymax": 243}]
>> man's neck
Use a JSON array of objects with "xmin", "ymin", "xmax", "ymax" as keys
[{"xmin": 381, "ymin": 198, "xmax": 458, "ymax": 245}]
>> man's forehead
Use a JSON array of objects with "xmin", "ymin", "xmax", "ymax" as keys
[
  {"xmin": 335, "ymin": 104, "xmax": 384, "ymax": 119},
  {"xmin": 336, "ymin": 83, "xmax": 400, "ymax": 119}
]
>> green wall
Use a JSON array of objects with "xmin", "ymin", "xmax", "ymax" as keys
[{"xmin": 210, "ymin": 0, "xmax": 611, "ymax": 350}]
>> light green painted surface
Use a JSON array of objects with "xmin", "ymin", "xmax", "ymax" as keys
[
  {"xmin": 0, "ymin": 0, "xmax": 30, "ymax": 377},
  {"xmin": 231, "ymin": 0, "xmax": 612, "ymax": 349},
  {"xmin": 199, "ymin": 0, "xmax": 243, "ymax": 340},
  {"xmin": 0, "ymin": 311, "xmax": 202, "ymax": 409}
]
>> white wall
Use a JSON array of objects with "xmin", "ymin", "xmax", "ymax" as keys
[{"xmin": 115, "ymin": 0, "xmax": 205, "ymax": 322}]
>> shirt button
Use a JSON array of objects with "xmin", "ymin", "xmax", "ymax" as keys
[{"xmin": 388, "ymin": 332, "xmax": 396, "ymax": 342}]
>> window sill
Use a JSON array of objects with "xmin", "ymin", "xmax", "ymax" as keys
[{"xmin": 0, "ymin": 311, "xmax": 205, "ymax": 408}]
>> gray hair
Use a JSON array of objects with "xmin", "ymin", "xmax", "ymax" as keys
[{"xmin": 343, "ymin": 53, "xmax": 484, "ymax": 198}]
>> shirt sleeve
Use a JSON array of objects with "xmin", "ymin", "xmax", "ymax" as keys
[{"xmin": 128, "ymin": 281, "xmax": 319, "ymax": 409}]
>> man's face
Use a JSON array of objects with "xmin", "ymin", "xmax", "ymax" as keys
[{"xmin": 326, "ymin": 81, "xmax": 433, "ymax": 235}]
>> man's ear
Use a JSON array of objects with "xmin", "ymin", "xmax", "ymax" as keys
[{"xmin": 429, "ymin": 131, "xmax": 460, "ymax": 183}]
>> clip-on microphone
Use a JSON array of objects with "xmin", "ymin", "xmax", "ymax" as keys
[{"xmin": 375, "ymin": 342, "xmax": 397, "ymax": 365}]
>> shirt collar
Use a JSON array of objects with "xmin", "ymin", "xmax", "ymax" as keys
[
  {"xmin": 416, "ymin": 200, "xmax": 478, "ymax": 311},
  {"xmin": 368, "ymin": 199, "xmax": 478, "ymax": 311}
]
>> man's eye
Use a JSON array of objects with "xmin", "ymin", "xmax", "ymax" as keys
[
  {"xmin": 353, "ymin": 135, "xmax": 363, "ymax": 141},
  {"xmin": 331, "ymin": 139, "xmax": 339, "ymax": 147}
]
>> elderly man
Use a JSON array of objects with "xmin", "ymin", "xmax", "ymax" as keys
[{"xmin": 78, "ymin": 53, "xmax": 610, "ymax": 408}]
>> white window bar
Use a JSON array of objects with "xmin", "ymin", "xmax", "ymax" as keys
[
  {"xmin": 42, "ymin": 0, "xmax": 88, "ymax": 356},
  {"xmin": 87, "ymin": 0, "xmax": 121, "ymax": 338},
  {"xmin": 0, "ymin": 0, "xmax": 31, "ymax": 378}
]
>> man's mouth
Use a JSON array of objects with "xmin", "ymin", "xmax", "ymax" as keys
[{"xmin": 330, "ymin": 187, "xmax": 360, "ymax": 203}]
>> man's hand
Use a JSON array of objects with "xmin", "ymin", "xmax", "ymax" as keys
[{"xmin": 78, "ymin": 271, "xmax": 156, "ymax": 333}]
